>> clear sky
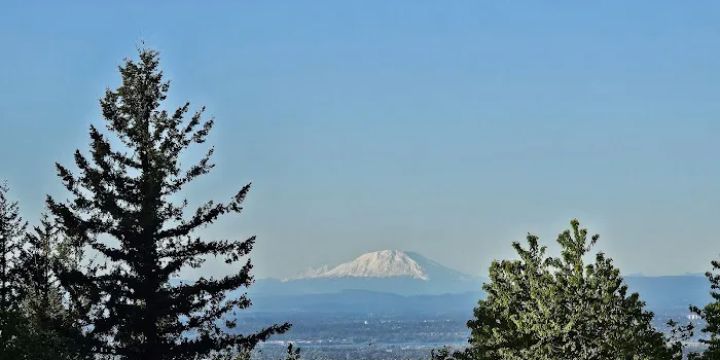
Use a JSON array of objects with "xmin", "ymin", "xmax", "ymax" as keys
[{"xmin": 1, "ymin": 1, "xmax": 720, "ymax": 279}]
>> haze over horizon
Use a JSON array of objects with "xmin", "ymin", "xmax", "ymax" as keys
[{"xmin": 2, "ymin": 1, "xmax": 720, "ymax": 279}]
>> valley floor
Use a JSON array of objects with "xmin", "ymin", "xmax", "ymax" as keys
[{"xmin": 239, "ymin": 308, "xmax": 705, "ymax": 360}]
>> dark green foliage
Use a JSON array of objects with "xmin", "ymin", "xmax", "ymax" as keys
[
  {"xmin": 0, "ymin": 182, "xmax": 28, "ymax": 357},
  {"xmin": 15, "ymin": 214, "xmax": 90, "ymax": 359},
  {"xmin": 46, "ymin": 49, "xmax": 289, "ymax": 360},
  {"xmin": 687, "ymin": 255, "xmax": 720, "ymax": 359},
  {"xmin": 17, "ymin": 215, "xmax": 60, "ymax": 318},
  {"xmin": 284, "ymin": 344, "xmax": 301, "ymax": 360},
  {"xmin": 430, "ymin": 347, "xmax": 453, "ymax": 360},
  {"xmin": 445, "ymin": 219, "xmax": 682, "ymax": 360},
  {"xmin": 0, "ymin": 182, "xmax": 26, "ymax": 311}
]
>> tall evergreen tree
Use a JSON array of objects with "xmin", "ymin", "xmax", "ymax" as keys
[
  {"xmin": 0, "ymin": 182, "xmax": 28, "ymax": 357},
  {"xmin": 439, "ymin": 219, "xmax": 682, "ymax": 360},
  {"xmin": 17, "ymin": 215, "xmax": 58, "ymax": 317},
  {"xmin": 15, "ymin": 214, "xmax": 89, "ymax": 359},
  {"xmin": 47, "ymin": 49, "xmax": 290, "ymax": 360}
]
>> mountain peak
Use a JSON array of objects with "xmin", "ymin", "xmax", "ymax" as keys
[
  {"xmin": 290, "ymin": 250, "xmax": 429, "ymax": 280},
  {"xmin": 268, "ymin": 250, "xmax": 483, "ymax": 295}
]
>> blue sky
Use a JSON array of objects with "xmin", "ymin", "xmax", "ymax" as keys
[{"xmin": 1, "ymin": 1, "xmax": 720, "ymax": 278}]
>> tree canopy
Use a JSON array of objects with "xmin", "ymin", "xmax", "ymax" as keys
[
  {"xmin": 46, "ymin": 49, "xmax": 289, "ymax": 360},
  {"xmin": 440, "ymin": 219, "xmax": 682, "ymax": 360},
  {"xmin": 0, "ymin": 182, "xmax": 28, "ymax": 357},
  {"xmin": 687, "ymin": 253, "xmax": 720, "ymax": 359}
]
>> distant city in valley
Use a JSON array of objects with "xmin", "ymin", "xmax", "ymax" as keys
[{"xmin": 229, "ymin": 250, "xmax": 712, "ymax": 359}]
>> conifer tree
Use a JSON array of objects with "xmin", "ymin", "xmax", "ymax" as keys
[
  {"xmin": 47, "ymin": 49, "xmax": 290, "ymax": 360},
  {"xmin": 15, "ymin": 214, "xmax": 89, "ymax": 359},
  {"xmin": 687, "ymin": 257, "xmax": 720, "ymax": 359},
  {"xmin": 18, "ymin": 215, "xmax": 58, "ymax": 317},
  {"xmin": 0, "ymin": 182, "xmax": 28, "ymax": 357},
  {"xmin": 441, "ymin": 219, "xmax": 682, "ymax": 360},
  {"xmin": 283, "ymin": 344, "xmax": 301, "ymax": 360}
]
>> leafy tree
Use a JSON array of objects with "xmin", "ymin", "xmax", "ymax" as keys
[
  {"xmin": 440, "ymin": 219, "xmax": 682, "ymax": 360},
  {"xmin": 0, "ymin": 182, "xmax": 28, "ymax": 357},
  {"xmin": 47, "ymin": 49, "xmax": 290, "ymax": 360}
]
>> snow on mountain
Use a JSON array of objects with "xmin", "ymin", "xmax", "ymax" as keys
[
  {"xmin": 252, "ymin": 249, "xmax": 484, "ymax": 295},
  {"xmin": 289, "ymin": 250, "xmax": 429, "ymax": 280}
]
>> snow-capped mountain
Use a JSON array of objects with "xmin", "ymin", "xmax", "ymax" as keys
[
  {"xmin": 255, "ymin": 250, "xmax": 483, "ymax": 295},
  {"xmin": 248, "ymin": 251, "xmax": 713, "ymax": 315},
  {"xmin": 288, "ymin": 250, "xmax": 429, "ymax": 280}
]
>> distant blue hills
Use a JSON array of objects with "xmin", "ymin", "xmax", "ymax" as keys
[
  {"xmin": 248, "ymin": 289, "xmax": 482, "ymax": 316},
  {"xmin": 247, "ymin": 250, "xmax": 713, "ymax": 316},
  {"xmin": 624, "ymin": 274, "xmax": 710, "ymax": 310}
]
